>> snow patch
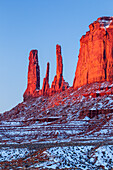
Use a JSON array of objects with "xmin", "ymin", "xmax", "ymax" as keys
[
  {"xmin": 0, "ymin": 147, "xmax": 29, "ymax": 162},
  {"xmin": 98, "ymin": 18, "xmax": 112, "ymax": 30}
]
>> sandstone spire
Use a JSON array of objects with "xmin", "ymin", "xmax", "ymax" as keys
[
  {"xmin": 56, "ymin": 44, "xmax": 63, "ymax": 88},
  {"xmin": 23, "ymin": 45, "xmax": 69, "ymax": 100},
  {"xmin": 42, "ymin": 62, "xmax": 50, "ymax": 95},
  {"xmin": 23, "ymin": 50, "xmax": 40, "ymax": 101},
  {"xmin": 73, "ymin": 16, "xmax": 113, "ymax": 89},
  {"xmin": 51, "ymin": 44, "xmax": 69, "ymax": 94}
]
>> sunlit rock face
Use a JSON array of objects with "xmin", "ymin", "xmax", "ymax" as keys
[
  {"xmin": 73, "ymin": 16, "xmax": 113, "ymax": 89},
  {"xmin": 50, "ymin": 44, "xmax": 69, "ymax": 94},
  {"xmin": 23, "ymin": 50, "xmax": 40, "ymax": 101}
]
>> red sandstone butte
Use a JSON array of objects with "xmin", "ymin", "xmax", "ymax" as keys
[
  {"xmin": 42, "ymin": 62, "xmax": 50, "ymax": 95},
  {"xmin": 23, "ymin": 50, "xmax": 40, "ymax": 101},
  {"xmin": 73, "ymin": 16, "xmax": 113, "ymax": 89},
  {"xmin": 51, "ymin": 44, "xmax": 69, "ymax": 94}
]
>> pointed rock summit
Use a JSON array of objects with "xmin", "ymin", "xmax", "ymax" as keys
[
  {"xmin": 23, "ymin": 50, "xmax": 40, "ymax": 101},
  {"xmin": 73, "ymin": 16, "xmax": 113, "ymax": 89},
  {"xmin": 42, "ymin": 62, "xmax": 50, "ymax": 95},
  {"xmin": 51, "ymin": 44, "xmax": 69, "ymax": 94}
]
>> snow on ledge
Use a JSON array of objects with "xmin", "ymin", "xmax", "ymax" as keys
[{"xmin": 98, "ymin": 17, "xmax": 113, "ymax": 30}]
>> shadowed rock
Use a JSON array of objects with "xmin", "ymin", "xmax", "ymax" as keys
[{"xmin": 42, "ymin": 62, "xmax": 50, "ymax": 95}]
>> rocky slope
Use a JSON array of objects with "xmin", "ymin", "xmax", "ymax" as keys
[
  {"xmin": 0, "ymin": 81, "xmax": 113, "ymax": 144},
  {"xmin": 0, "ymin": 81, "xmax": 113, "ymax": 169}
]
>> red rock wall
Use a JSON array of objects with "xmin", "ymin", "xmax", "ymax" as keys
[{"xmin": 73, "ymin": 17, "xmax": 113, "ymax": 89}]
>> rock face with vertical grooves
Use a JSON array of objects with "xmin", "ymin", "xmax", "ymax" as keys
[
  {"xmin": 23, "ymin": 50, "xmax": 40, "ymax": 101},
  {"xmin": 42, "ymin": 62, "xmax": 50, "ymax": 95},
  {"xmin": 51, "ymin": 44, "xmax": 69, "ymax": 94},
  {"xmin": 73, "ymin": 16, "xmax": 113, "ymax": 89}
]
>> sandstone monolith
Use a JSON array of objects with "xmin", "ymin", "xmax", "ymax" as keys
[{"xmin": 73, "ymin": 16, "xmax": 113, "ymax": 89}]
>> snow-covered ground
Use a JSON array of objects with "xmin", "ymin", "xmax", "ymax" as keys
[
  {"xmin": 0, "ymin": 81, "xmax": 113, "ymax": 145},
  {"xmin": 40, "ymin": 145, "xmax": 113, "ymax": 169},
  {"xmin": 0, "ymin": 145, "xmax": 112, "ymax": 169},
  {"xmin": 0, "ymin": 81, "xmax": 113, "ymax": 168},
  {"xmin": 0, "ymin": 147, "xmax": 29, "ymax": 162}
]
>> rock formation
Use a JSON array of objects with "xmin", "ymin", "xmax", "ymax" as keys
[
  {"xmin": 73, "ymin": 16, "xmax": 113, "ymax": 89},
  {"xmin": 23, "ymin": 44, "xmax": 69, "ymax": 100},
  {"xmin": 56, "ymin": 44, "xmax": 63, "ymax": 88},
  {"xmin": 23, "ymin": 50, "xmax": 40, "ymax": 101},
  {"xmin": 42, "ymin": 62, "xmax": 50, "ymax": 95},
  {"xmin": 51, "ymin": 44, "xmax": 69, "ymax": 94}
]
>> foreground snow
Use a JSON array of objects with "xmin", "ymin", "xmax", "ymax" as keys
[
  {"xmin": 0, "ymin": 147, "xmax": 29, "ymax": 162},
  {"xmin": 41, "ymin": 145, "xmax": 113, "ymax": 169},
  {"xmin": 0, "ymin": 145, "xmax": 112, "ymax": 169}
]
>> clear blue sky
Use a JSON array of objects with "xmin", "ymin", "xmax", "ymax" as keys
[{"xmin": 0, "ymin": 0, "xmax": 113, "ymax": 113}]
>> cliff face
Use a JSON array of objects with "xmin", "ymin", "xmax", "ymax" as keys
[
  {"xmin": 73, "ymin": 16, "xmax": 113, "ymax": 89},
  {"xmin": 23, "ymin": 50, "xmax": 40, "ymax": 101}
]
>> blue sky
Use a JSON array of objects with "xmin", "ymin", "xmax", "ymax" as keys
[{"xmin": 0, "ymin": 0, "xmax": 113, "ymax": 112}]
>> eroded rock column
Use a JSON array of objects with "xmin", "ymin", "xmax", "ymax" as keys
[
  {"xmin": 56, "ymin": 44, "xmax": 63, "ymax": 88},
  {"xmin": 23, "ymin": 50, "xmax": 40, "ymax": 101},
  {"xmin": 51, "ymin": 44, "xmax": 69, "ymax": 94},
  {"xmin": 42, "ymin": 62, "xmax": 50, "ymax": 95}
]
